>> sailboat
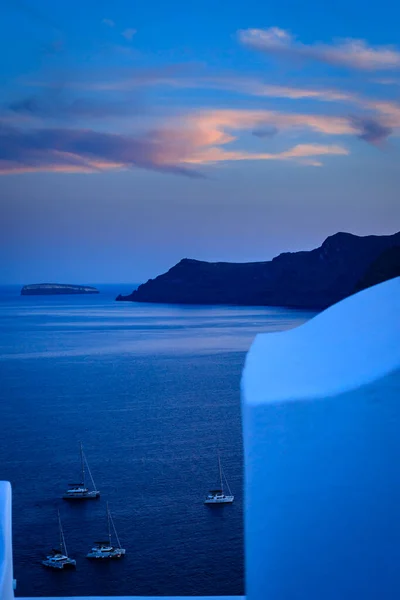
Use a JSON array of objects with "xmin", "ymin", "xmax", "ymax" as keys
[
  {"xmin": 86, "ymin": 502, "xmax": 125, "ymax": 559},
  {"xmin": 63, "ymin": 442, "xmax": 100, "ymax": 500},
  {"xmin": 204, "ymin": 451, "xmax": 234, "ymax": 504},
  {"xmin": 42, "ymin": 510, "xmax": 76, "ymax": 569}
]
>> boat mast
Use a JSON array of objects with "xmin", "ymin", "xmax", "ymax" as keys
[
  {"xmin": 80, "ymin": 442, "xmax": 85, "ymax": 488},
  {"xmin": 83, "ymin": 452, "xmax": 98, "ymax": 492},
  {"xmin": 109, "ymin": 508, "xmax": 122, "ymax": 549},
  {"xmin": 58, "ymin": 510, "xmax": 68, "ymax": 557},
  {"xmin": 223, "ymin": 468, "xmax": 233, "ymax": 496},
  {"xmin": 107, "ymin": 502, "xmax": 112, "ymax": 546},
  {"xmin": 218, "ymin": 450, "xmax": 224, "ymax": 493}
]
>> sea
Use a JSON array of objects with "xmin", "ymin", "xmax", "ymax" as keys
[{"xmin": 0, "ymin": 284, "xmax": 315, "ymax": 597}]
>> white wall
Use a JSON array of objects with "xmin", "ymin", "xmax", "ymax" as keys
[
  {"xmin": 242, "ymin": 278, "xmax": 400, "ymax": 600},
  {"xmin": 0, "ymin": 481, "xmax": 15, "ymax": 600}
]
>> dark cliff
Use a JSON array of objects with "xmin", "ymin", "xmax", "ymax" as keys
[
  {"xmin": 354, "ymin": 246, "xmax": 400, "ymax": 293},
  {"xmin": 116, "ymin": 231, "xmax": 400, "ymax": 309}
]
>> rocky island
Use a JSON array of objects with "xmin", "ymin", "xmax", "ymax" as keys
[
  {"xmin": 21, "ymin": 283, "xmax": 99, "ymax": 296},
  {"xmin": 116, "ymin": 231, "xmax": 400, "ymax": 309}
]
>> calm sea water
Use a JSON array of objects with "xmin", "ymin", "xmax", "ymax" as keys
[{"xmin": 0, "ymin": 285, "xmax": 315, "ymax": 597}]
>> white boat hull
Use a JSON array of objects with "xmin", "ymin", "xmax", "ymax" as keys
[
  {"xmin": 42, "ymin": 556, "xmax": 76, "ymax": 569},
  {"xmin": 63, "ymin": 490, "xmax": 100, "ymax": 500},
  {"xmin": 204, "ymin": 495, "xmax": 234, "ymax": 504},
  {"xmin": 86, "ymin": 548, "xmax": 125, "ymax": 560}
]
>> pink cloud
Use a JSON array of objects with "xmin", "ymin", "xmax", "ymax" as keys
[
  {"xmin": 24, "ymin": 66, "xmax": 398, "ymax": 143},
  {"xmin": 238, "ymin": 27, "xmax": 400, "ymax": 71},
  {"xmin": 367, "ymin": 100, "xmax": 400, "ymax": 127},
  {"xmin": 184, "ymin": 109, "xmax": 355, "ymax": 139},
  {"xmin": 0, "ymin": 106, "xmax": 352, "ymax": 177},
  {"xmin": 3, "ymin": 83, "xmax": 397, "ymax": 178},
  {"xmin": 26, "ymin": 64, "xmax": 398, "ymax": 140},
  {"xmin": 183, "ymin": 143, "xmax": 349, "ymax": 166}
]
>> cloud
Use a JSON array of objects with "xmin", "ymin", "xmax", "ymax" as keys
[
  {"xmin": 64, "ymin": 68, "xmax": 357, "ymax": 105},
  {"xmin": 190, "ymin": 106, "xmax": 400, "ymax": 146},
  {"xmin": 0, "ymin": 123, "xmax": 203, "ymax": 177},
  {"xmin": 367, "ymin": 100, "xmax": 400, "ymax": 127},
  {"xmin": 372, "ymin": 78, "xmax": 400, "ymax": 86},
  {"xmin": 5, "ymin": 94, "xmax": 144, "ymax": 120},
  {"xmin": 102, "ymin": 18, "xmax": 115, "ymax": 27},
  {"xmin": 122, "ymin": 28, "xmax": 137, "ymax": 41},
  {"xmin": 32, "ymin": 66, "xmax": 394, "ymax": 137},
  {"xmin": 183, "ymin": 143, "xmax": 349, "ymax": 166},
  {"xmin": 186, "ymin": 108, "xmax": 355, "ymax": 139},
  {"xmin": 0, "ymin": 104, "xmax": 352, "ymax": 177},
  {"xmin": 252, "ymin": 126, "xmax": 278, "ymax": 138},
  {"xmin": 167, "ymin": 75, "xmax": 357, "ymax": 104},
  {"xmin": 238, "ymin": 27, "xmax": 400, "ymax": 71},
  {"xmin": 48, "ymin": 66, "xmax": 400, "ymax": 138},
  {"xmin": 26, "ymin": 65, "xmax": 399, "ymax": 141},
  {"xmin": 351, "ymin": 116, "xmax": 393, "ymax": 144},
  {"xmin": 239, "ymin": 82, "xmax": 353, "ymax": 102}
]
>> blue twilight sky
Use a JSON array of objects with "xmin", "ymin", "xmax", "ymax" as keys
[{"xmin": 1, "ymin": 0, "xmax": 399, "ymax": 284}]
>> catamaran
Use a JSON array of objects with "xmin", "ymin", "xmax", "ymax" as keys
[
  {"xmin": 86, "ymin": 502, "xmax": 125, "ymax": 560},
  {"xmin": 42, "ymin": 510, "xmax": 76, "ymax": 569},
  {"xmin": 63, "ymin": 442, "xmax": 100, "ymax": 500},
  {"xmin": 204, "ymin": 451, "xmax": 234, "ymax": 504}
]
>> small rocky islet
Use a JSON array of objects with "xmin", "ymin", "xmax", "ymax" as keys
[{"xmin": 21, "ymin": 283, "xmax": 99, "ymax": 296}]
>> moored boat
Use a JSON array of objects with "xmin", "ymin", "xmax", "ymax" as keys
[
  {"xmin": 204, "ymin": 451, "xmax": 234, "ymax": 504},
  {"xmin": 42, "ymin": 510, "xmax": 76, "ymax": 569},
  {"xmin": 86, "ymin": 503, "xmax": 125, "ymax": 560},
  {"xmin": 63, "ymin": 442, "xmax": 100, "ymax": 500}
]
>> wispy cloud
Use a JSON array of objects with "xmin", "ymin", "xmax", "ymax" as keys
[
  {"xmin": 373, "ymin": 78, "xmax": 400, "ymax": 86},
  {"xmin": 186, "ymin": 100, "xmax": 399, "ymax": 145},
  {"xmin": 4, "ymin": 26, "xmax": 400, "ymax": 178},
  {"xmin": 5, "ymin": 94, "xmax": 144, "ymax": 120},
  {"xmin": 61, "ymin": 67, "xmax": 357, "ymax": 105},
  {"xmin": 28, "ymin": 65, "xmax": 400, "ymax": 137},
  {"xmin": 4, "ymin": 81, "xmax": 398, "ymax": 177},
  {"xmin": 186, "ymin": 108, "xmax": 355, "ymax": 138},
  {"xmin": 238, "ymin": 27, "xmax": 400, "ymax": 71},
  {"xmin": 0, "ymin": 106, "xmax": 351, "ymax": 177},
  {"xmin": 102, "ymin": 18, "xmax": 115, "ymax": 27},
  {"xmin": 183, "ymin": 143, "xmax": 349, "ymax": 167},
  {"xmin": 37, "ymin": 65, "xmax": 398, "ymax": 132},
  {"xmin": 122, "ymin": 28, "xmax": 137, "ymax": 41},
  {"xmin": 42, "ymin": 65, "xmax": 398, "ymax": 135},
  {"xmin": 0, "ymin": 123, "xmax": 202, "ymax": 177}
]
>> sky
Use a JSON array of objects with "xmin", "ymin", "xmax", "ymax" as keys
[{"xmin": 1, "ymin": 0, "xmax": 399, "ymax": 284}]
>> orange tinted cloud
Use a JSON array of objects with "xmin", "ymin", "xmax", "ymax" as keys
[
  {"xmin": 0, "ymin": 107, "xmax": 353, "ymax": 176},
  {"xmin": 182, "ymin": 108, "xmax": 355, "ymax": 140}
]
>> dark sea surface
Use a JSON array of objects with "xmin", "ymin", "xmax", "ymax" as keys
[{"xmin": 0, "ymin": 285, "xmax": 315, "ymax": 597}]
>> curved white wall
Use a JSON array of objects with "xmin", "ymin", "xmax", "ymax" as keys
[
  {"xmin": 242, "ymin": 278, "xmax": 400, "ymax": 599},
  {"xmin": 0, "ymin": 481, "xmax": 14, "ymax": 600}
]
